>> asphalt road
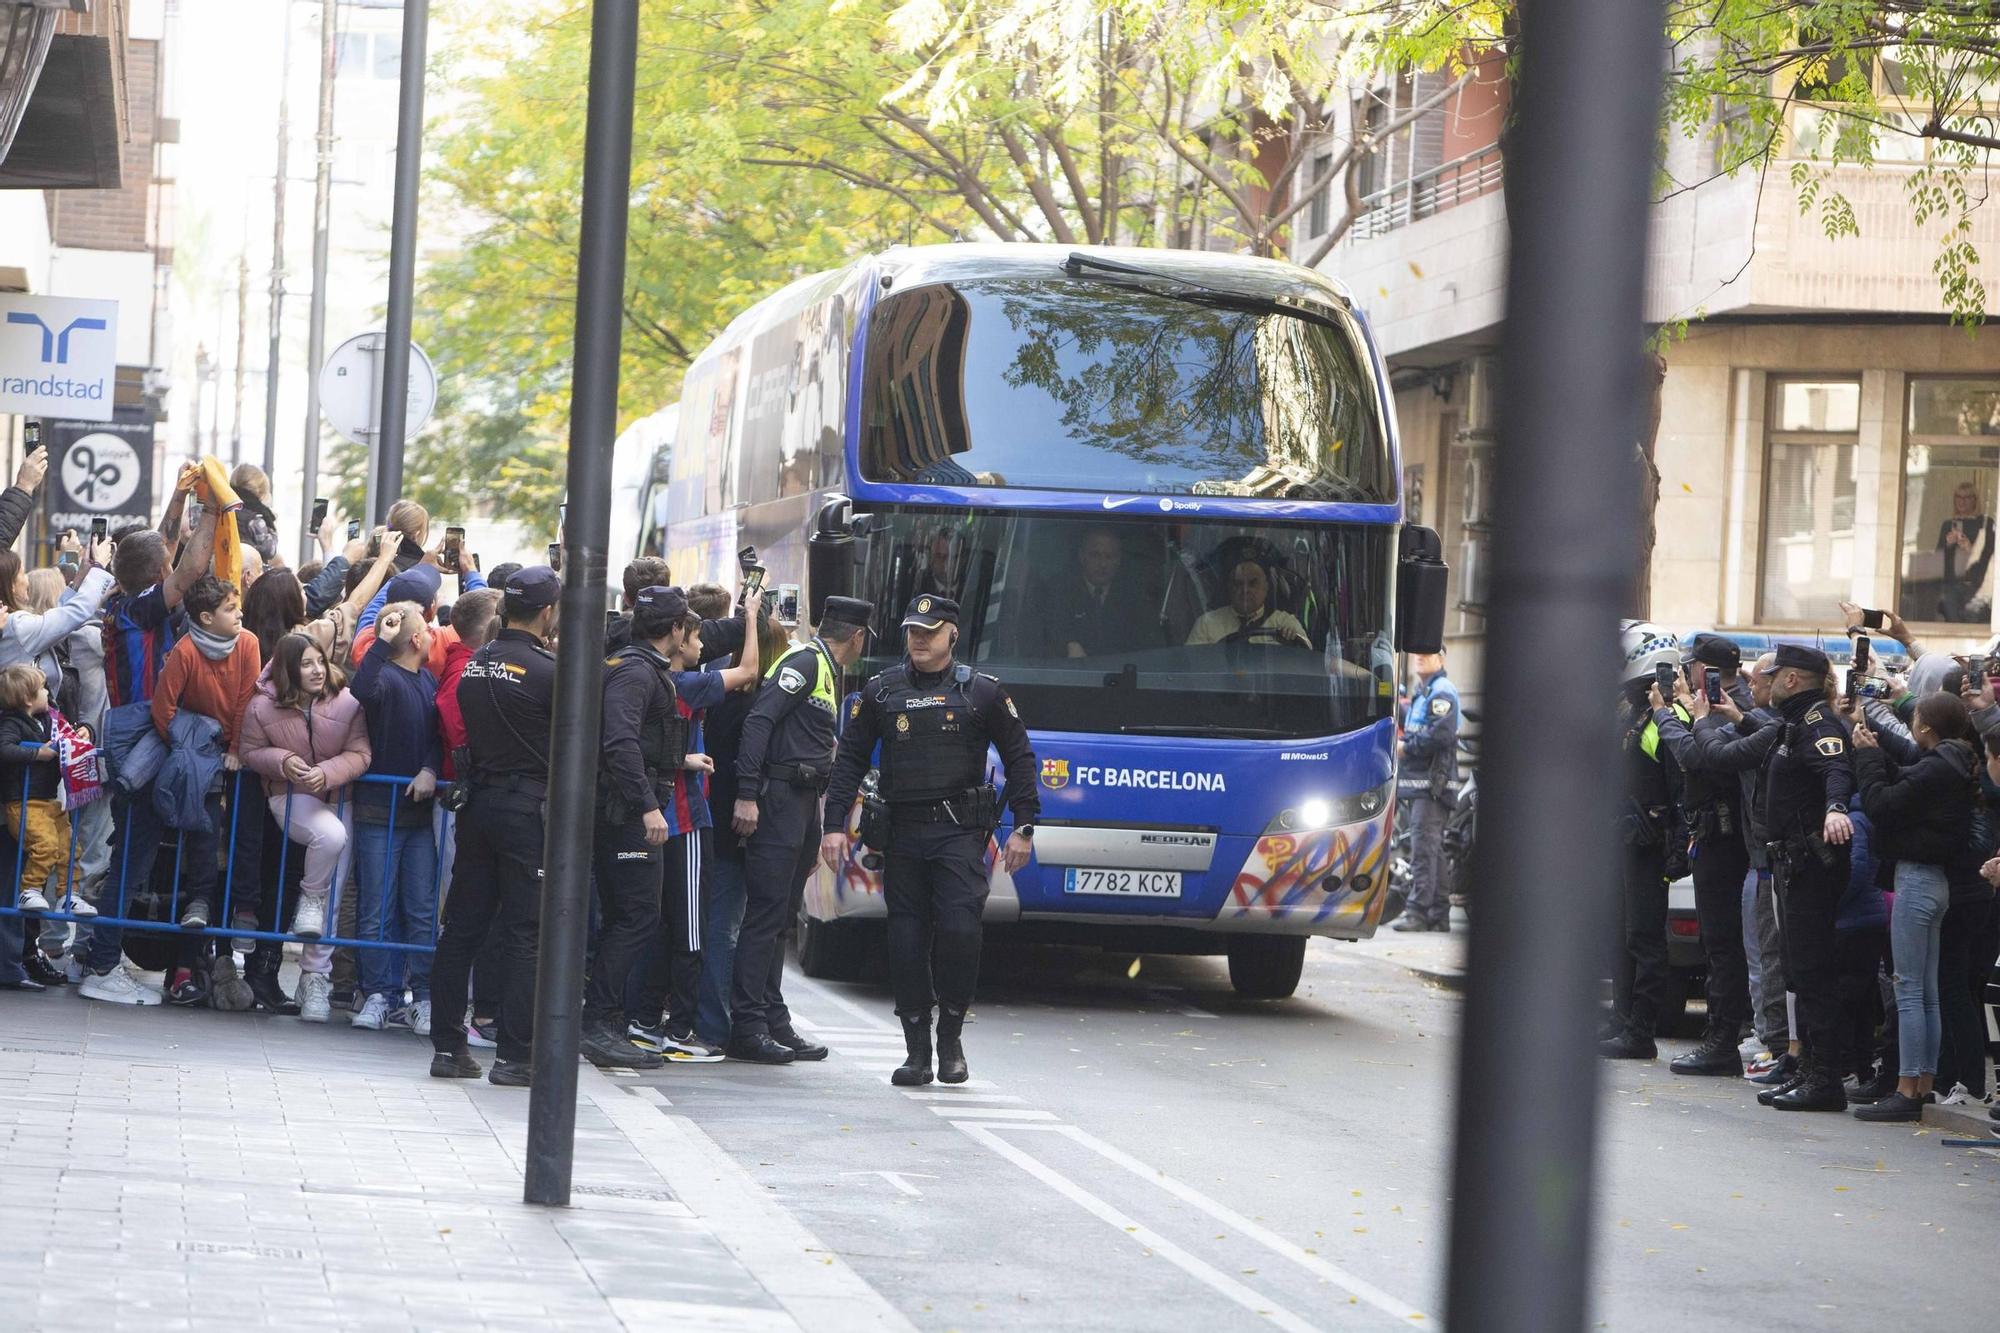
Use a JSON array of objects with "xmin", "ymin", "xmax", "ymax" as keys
[{"xmin": 629, "ymin": 930, "xmax": 2000, "ymax": 1331}]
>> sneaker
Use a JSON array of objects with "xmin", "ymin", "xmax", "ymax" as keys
[
  {"xmin": 178, "ymin": 898, "xmax": 210, "ymax": 930},
  {"xmin": 431, "ymin": 1050, "xmax": 482, "ymax": 1079},
  {"xmin": 1849, "ymin": 1071, "xmax": 1899, "ymax": 1105},
  {"xmin": 385, "ymin": 1002, "xmax": 414, "ymax": 1030},
  {"xmin": 465, "ymin": 1016, "xmax": 498, "ymax": 1049},
  {"xmin": 1745, "ymin": 1052, "xmax": 1792, "ymax": 1083},
  {"xmin": 627, "ymin": 1019, "xmax": 671, "ymax": 1053},
  {"xmin": 297, "ymin": 973, "xmax": 332, "ymax": 1024},
  {"xmin": 291, "ymin": 894, "xmax": 327, "ymax": 940},
  {"xmin": 582, "ymin": 1025, "xmax": 665, "ymax": 1070},
  {"xmin": 167, "ymin": 968, "xmax": 207, "ymax": 1007},
  {"xmin": 18, "ymin": 889, "xmax": 49, "ymax": 912},
  {"xmin": 1737, "ymin": 1034, "xmax": 1765, "ymax": 1062},
  {"xmin": 351, "ymin": 993, "xmax": 390, "ymax": 1030},
  {"xmin": 665, "ymin": 1033, "xmax": 726, "ymax": 1063},
  {"xmin": 1939, "ymin": 1082, "xmax": 1973, "ymax": 1107},
  {"xmin": 489, "ymin": 1059, "xmax": 533, "ymax": 1087},
  {"xmin": 80, "ymin": 965, "xmax": 160, "ymax": 1006},
  {"xmin": 209, "ymin": 954, "xmax": 256, "ymax": 1013},
  {"xmin": 410, "ymin": 999, "xmax": 432, "ymax": 1038},
  {"xmin": 62, "ymin": 894, "xmax": 97, "ymax": 919},
  {"xmin": 1854, "ymin": 1091, "xmax": 1926, "ymax": 1123}
]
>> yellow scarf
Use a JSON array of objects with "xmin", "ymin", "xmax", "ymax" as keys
[{"xmin": 178, "ymin": 457, "xmax": 243, "ymax": 591}]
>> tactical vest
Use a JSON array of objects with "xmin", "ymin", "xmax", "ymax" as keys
[
  {"xmin": 875, "ymin": 661, "xmax": 989, "ymax": 803},
  {"xmin": 766, "ymin": 640, "xmax": 838, "ymax": 715},
  {"xmin": 603, "ymin": 645, "xmax": 688, "ymax": 813}
]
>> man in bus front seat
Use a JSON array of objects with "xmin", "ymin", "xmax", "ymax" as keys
[
  {"xmin": 1044, "ymin": 528, "xmax": 1157, "ymax": 659},
  {"xmin": 1185, "ymin": 556, "xmax": 1309, "ymax": 648}
]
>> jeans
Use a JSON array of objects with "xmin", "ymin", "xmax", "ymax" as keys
[
  {"xmin": 84, "ymin": 789, "xmax": 167, "ymax": 974},
  {"xmin": 696, "ymin": 854, "xmax": 747, "ymax": 1045},
  {"xmin": 352, "ymin": 818, "xmax": 439, "ymax": 1003},
  {"xmin": 1888, "ymin": 860, "xmax": 1949, "ymax": 1078}
]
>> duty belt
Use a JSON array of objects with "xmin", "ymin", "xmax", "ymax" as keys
[
  {"xmin": 767, "ymin": 762, "xmax": 829, "ymax": 791},
  {"xmin": 1765, "ymin": 832, "xmax": 1838, "ymax": 872},
  {"xmin": 472, "ymin": 772, "xmax": 548, "ymax": 801},
  {"xmin": 891, "ymin": 787, "xmax": 998, "ymax": 827}
]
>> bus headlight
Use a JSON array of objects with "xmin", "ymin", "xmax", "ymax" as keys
[{"xmin": 1267, "ymin": 781, "xmax": 1392, "ymax": 834}]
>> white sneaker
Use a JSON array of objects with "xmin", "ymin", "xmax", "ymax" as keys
[
  {"xmin": 1939, "ymin": 1082, "xmax": 1973, "ymax": 1107},
  {"xmin": 297, "ymin": 973, "xmax": 331, "ymax": 1024},
  {"xmin": 410, "ymin": 999, "xmax": 432, "ymax": 1037},
  {"xmin": 464, "ymin": 1014, "xmax": 497, "ymax": 1048},
  {"xmin": 351, "ymin": 993, "xmax": 390, "ymax": 1030},
  {"xmin": 18, "ymin": 889, "xmax": 49, "ymax": 912},
  {"xmin": 79, "ymin": 965, "xmax": 161, "ymax": 1006},
  {"xmin": 291, "ymin": 894, "xmax": 327, "ymax": 940},
  {"xmin": 1737, "ymin": 1034, "xmax": 1764, "ymax": 1061},
  {"xmin": 63, "ymin": 894, "xmax": 97, "ymax": 919}
]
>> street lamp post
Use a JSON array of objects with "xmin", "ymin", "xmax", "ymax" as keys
[
  {"xmin": 522, "ymin": 0, "xmax": 639, "ymax": 1209},
  {"xmin": 1443, "ymin": 2, "xmax": 1664, "ymax": 1331},
  {"xmin": 374, "ymin": 0, "xmax": 429, "ymax": 522}
]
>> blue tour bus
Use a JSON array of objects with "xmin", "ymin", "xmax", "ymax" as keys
[{"xmin": 641, "ymin": 243, "xmax": 1445, "ymax": 998}]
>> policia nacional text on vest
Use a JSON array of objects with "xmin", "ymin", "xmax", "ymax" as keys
[{"xmin": 822, "ymin": 595, "xmax": 1040, "ymax": 1088}]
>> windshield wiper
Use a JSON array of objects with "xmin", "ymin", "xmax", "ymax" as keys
[
  {"xmin": 1061, "ymin": 253, "xmax": 1346, "ymax": 334},
  {"xmin": 1117, "ymin": 724, "xmax": 1297, "ymax": 739}
]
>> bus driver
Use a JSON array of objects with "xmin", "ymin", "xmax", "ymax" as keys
[{"xmin": 1185, "ymin": 556, "xmax": 1309, "ymax": 648}]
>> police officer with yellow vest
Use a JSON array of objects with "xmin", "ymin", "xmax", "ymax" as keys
[
  {"xmin": 726, "ymin": 595, "xmax": 875, "ymax": 1064},
  {"xmin": 821, "ymin": 596, "xmax": 1039, "ymax": 1087}
]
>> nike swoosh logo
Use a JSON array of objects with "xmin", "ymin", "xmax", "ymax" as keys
[{"xmin": 1099, "ymin": 496, "xmax": 1140, "ymax": 510}]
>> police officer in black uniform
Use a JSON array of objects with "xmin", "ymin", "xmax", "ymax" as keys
[
  {"xmin": 821, "ymin": 595, "xmax": 1039, "ymax": 1087},
  {"xmin": 428, "ymin": 566, "xmax": 561, "ymax": 1087},
  {"xmin": 582, "ymin": 585, "xmax": 699, "ymax": 1071},
  {"xmin": 1754, "ymin": 643, "xmax": 1855, "ymax": 1111},
  {"xmin": 726, "ymin": 595, "xmax": 876, "ymax": 1064}
]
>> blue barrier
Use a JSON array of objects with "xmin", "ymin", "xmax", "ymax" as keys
[{"xmin": 0, "ymin": 744, "xmax": 450, "ymax": 959}]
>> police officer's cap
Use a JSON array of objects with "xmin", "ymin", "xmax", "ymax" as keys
[
  {"xmin": 633, "ymin": 584, "xmax": 688, "ymax": 620},
  {"xmin": 901, "ymin": 594, "xmax": 958, "ymax": 630},
  {"xmin": 1772, "ymin": 643, "xmax": 1830, "ymax": 676},
  {"xmin": 1684, "ymin": 633, "xmax": 1741, "ymax": 671},
  {"xmin": 505, "ymin": 565, "xmax": 561, "ymax": 609},
  {"xmin": 819, "ymin": 596, "xmax": 874, "ymax": 634}
]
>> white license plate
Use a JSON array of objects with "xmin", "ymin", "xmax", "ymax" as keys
[{"xmin": 1062, "ymin": 868, "xmax": 1182, "ymax": 897}]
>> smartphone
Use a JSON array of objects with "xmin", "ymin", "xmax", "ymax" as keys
[
  {"xmin": 347, "ymin": 519, "xmax": 362, "ymax": 541},
  {"xmin": 547, "ymin": 541, "xmax": 562, "ymax": 572},
  {"xmin": 1859, "ymin": 607, "xmax": 1886, "ymax": 630},
  {"xmin": 776, "ymin": 583, "xmax": 801, "ymax": 625},
  {"xmin": 1847, "ymin": 634, "xmax": 1871, "ymax": 699},
  {"xmin": 743, "ymin": 565, "xmax": 767, "ymax": 600},
  {"xmin": 23, "ymin": 421, "xmax": 39, "ymax": 449},
  {"xmin": 442, "ymin": 525, "xmax": 465, "ymax": 574},
  {"xmin": 1653, "ymin": 663, "xmax": 1676, "ymax": 696},
  {"xmin": 738, "ymin": 544, "xmax": 760, "ymax": 575},
  {"xmin": 310, "ymin": 496, "xmax": 329, "ymax": 530},
  {"xmin": 1704, "ymin": 668, "xmax": 1722, "ymax": 705},
  {"xmin": 89, "ymin": 516, "xmax": 106, "ymax": 543}
]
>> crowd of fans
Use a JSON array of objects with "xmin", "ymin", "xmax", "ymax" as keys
[
  {"xmin": 1612, "ymin": 606, "xmax": 1999, "ymax": 1126},
  {"xmin": 0, "ymin": 455, "xmax": 794, "ymax": 1078}
]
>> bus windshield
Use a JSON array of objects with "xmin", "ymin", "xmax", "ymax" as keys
[
  {"xmin": 852, "ymin": 509, "xmax": 1396, "ymax": 739},
  {"xmin": 858, "ymin": 276, "xmax": 1393, "ymax": 503}
]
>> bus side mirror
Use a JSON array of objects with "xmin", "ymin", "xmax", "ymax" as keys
[
  {"xmin": 808, "ymin": 494, "xmax": 855, "ymax": 624},
  {"xmin": 1395, "ymin": 525, "xmax": 1448, "ymax": 654}
]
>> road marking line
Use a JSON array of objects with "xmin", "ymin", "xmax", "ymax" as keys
[
  {"xmin": 898, "ymin": 1091, "xmax": 1026, "ymax": 1103},
  {"xmin": 842, "ymin": 1169, "xmax": 935, "ymax": 1197},
  {"xmin": 957, "ymin": 1124, "xmax": 1325, "ymax": 1333},
  {"xmin": 790, "ymin": 976, "xmax": 899, "ymax": 1033},
  {"xmin": 878, "ymin": 1074, "xmax": 1004, "ymax": 1090},
  {"xmin": 993, "ymin": 1121, "xmax": 1429, "ymax": 1325},
  {"xmin": 933, "ymin": 1106, "xmax": 1059, "ymax": 1121},
  {"xmin": 628, "ymin": 1085, "xmax": 672, "ymax": 1107}
]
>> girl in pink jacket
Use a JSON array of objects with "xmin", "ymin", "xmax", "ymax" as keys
[{"xmin": 240, "ymin": 632, "xmax": 371, "ymax": 1022}]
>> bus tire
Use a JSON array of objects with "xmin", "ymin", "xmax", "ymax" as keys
[
  {"xmin": 797, "ymin": 911, "xmax": 869, "ymax": 982},
  {"xmin": 1227, "ymin": 936, "xmax": 1307, "ymax": 1000}
]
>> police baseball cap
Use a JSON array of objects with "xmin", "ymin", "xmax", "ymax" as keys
[
  {"xmin": 1683, "ymin": 633, "xmax": 1742, "ymax": 671},
  {"xmin": 633, "ymin": 584, "xmax": 688, "ymax": 620},
  {"xmin": 901, "ymin": 594, "xmax": 958, "ymax": 629},
  {"xmin": 819, "ymin": 595, "xmax": 874, "ymax": 633},
  {"xmin": 505, "ymin": 565, "xmax": 561, "ymax": 609},
  {"xmin": 1773, "ymin": 642, "xmax": 1830, "ymax": 676}
]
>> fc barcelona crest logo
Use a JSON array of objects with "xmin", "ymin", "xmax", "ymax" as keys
[{"xmin": 1040, "ymin": 758, "xmax": 1070, "ymax": 790}]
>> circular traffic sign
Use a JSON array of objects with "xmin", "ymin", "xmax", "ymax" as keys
[{"xmin": 317, "ymin": 332, "xmax": 437, "ymax": 447}]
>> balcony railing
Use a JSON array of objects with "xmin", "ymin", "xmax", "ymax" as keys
[{"xmin": 1349, "ymin": 141, "xmax": 1505, "ymax": 243}]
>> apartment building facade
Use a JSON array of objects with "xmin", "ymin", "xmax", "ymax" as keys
[{"xmin": 1299, "ymin": 59, "xmax": 2000, "ymax": 703}]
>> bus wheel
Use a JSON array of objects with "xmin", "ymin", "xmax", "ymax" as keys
[
  {"xmin": 797, "ymin": 911, "xmax": 869, "ymax": 982},
  {"xmin": 1226, "ymin": 936, "xmax": 1307, "ymax": 1000}
]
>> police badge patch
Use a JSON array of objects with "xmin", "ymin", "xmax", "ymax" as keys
[
  {"xmin": 1005, "ymin": 697, "xmax": 1018, "ymax": 718},
  {"xmin": 1815, "ymin": 736, "xmax": 1845, "ymax": 757},
  {"xmin": 896, "ymin": 713, "xmax": 910, "ymax": 733},
  {"xmin": 778, "ymin": 666, "xmax": 806, "ymax": 694},
  {"xmin": 1431, "ymin": 699, "xmax": 1451, "ymax": 716}
]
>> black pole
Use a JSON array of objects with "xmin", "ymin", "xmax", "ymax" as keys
[
  {"xmin": 259, "ymin": 5, "xmax": 293, "ymax": 477},
  {"xmin": 523, "ymin": 0, "xmax": 638, "ymax": 1210},
  {"xmin": 374, "ymin": 0, "xmax": 428, "ymax": 523},
  {"xmin": 1443, "ymin": 3, "xmax": 1662, "ymax": 1331}
]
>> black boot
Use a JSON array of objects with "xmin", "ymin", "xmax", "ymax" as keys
[
  {"xmin": 891, "ymin": 1012, "xmax": 933, "ymax": 1087},
  {"xmin": 1755, "ymin": 1058, "xmax": 1806, "ymax": 1105},
  {"xmin": 1598, "ymin": 1028, "xmax": 1657, "ymax": 1060},
  {"xmin": 1669, "ymin": 1029, "xmax": 1739, "ymax": 1076},
  {"xmin": 246, "ymin": 946, "xmax": 299, "ymax": 1016},
  {"xmin": 1771, "ymin": 1065, "xmax": 1847, "ymax": 1112},
  {"xmin": 936, "ymin": 1006, "xmax": 969, "ymax": 1085}
]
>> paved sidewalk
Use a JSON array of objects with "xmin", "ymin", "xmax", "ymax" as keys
[
  {"xmin": 1341, "ymin": 910, "xmax": 1468, "ymax": 988},
  {"xmin": 0, "ymin": 983, "xmax": 914, "ymax": 1333}
]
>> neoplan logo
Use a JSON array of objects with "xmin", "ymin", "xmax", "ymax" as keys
[{"xmin": 6, "ymin": 312, "xmax": 108, "ymax": 364}]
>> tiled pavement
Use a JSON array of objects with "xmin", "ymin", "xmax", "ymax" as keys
[{"xmin": 0, "ymin": 984, "xmax": 914, "ymax": 1332}]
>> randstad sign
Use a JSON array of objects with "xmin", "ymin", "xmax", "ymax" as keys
[{"xmin": 0, "ymin": 294, "xmax": 119, "ymax": 422}]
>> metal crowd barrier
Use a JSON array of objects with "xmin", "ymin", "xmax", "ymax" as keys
[{"xmin": 0, "ymin": 750, "xmax": 451, "ymax": 959}]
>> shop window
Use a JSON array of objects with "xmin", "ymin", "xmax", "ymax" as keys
[
  {"xmin": 1759, "ymin": 378, "xmax": 1860, "ymax": 623},
  {"xmin": 1897, "ymin": 377, "xmax": 2000, "ymax": 626}
]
